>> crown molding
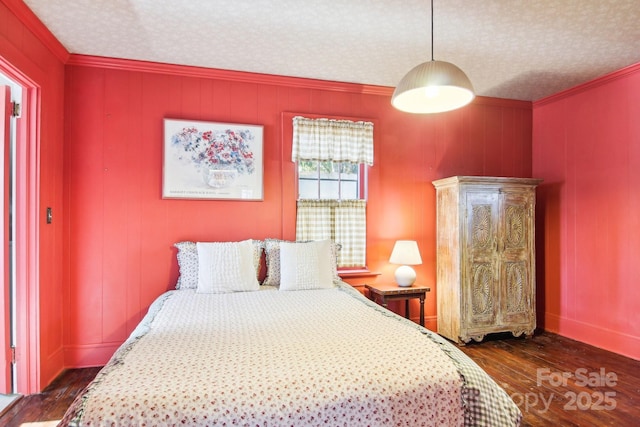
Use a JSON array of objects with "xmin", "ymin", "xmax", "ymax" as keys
[
  {"xmin": 66, "ymin": 54, "xmax": 394, "ymax": 96},
  {"xmin": 534, "ymin": 62, "xmax": 640, "ymax": 107},
  {"xmin": 471, "ymin": 96, "xmax": 531, "ymax": 110},
  {"xmin": 3, "ymin": 0, "xmax": 69, "ymax": 64},
  {"xmin": 66, "ymin": 54, "xmax": 530, "ymax": 110}
]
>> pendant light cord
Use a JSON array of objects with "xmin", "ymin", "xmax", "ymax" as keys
[{"xmin": 430, "ymin": 0, "xmax": 434, "ymax": 61}]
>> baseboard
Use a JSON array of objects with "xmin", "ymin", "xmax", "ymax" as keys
[
  {"xmin": 42, "ymin": 346, "xmax": 66, "ymax": 392},
  {"xmin": 544, "ymin": 313, "xmax": 640, "ymax": 360},
  {"xmin": 64, "ymin": 342, "xmax": 121, "ymax": 368},
  {"xmin": 408, "ymin": 314, "xmax": 437, "ymax": 331}
]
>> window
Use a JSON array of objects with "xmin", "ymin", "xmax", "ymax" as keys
[
  {"xmin": 298, "ymin": 160, "xmax": 363, "ymax": 200},
  {"xmin": 291, "ymin": 116, "xmax": 374, "ymax": 268}
]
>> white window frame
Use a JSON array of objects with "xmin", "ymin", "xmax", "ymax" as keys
[{"xmin": 297, "ymin": 160, "xmax": 367, "ymax": 201}]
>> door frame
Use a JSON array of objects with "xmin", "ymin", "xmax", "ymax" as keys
[{"xmin": 0, "ymin": 57, "xmax": 41, "ymax": 395}]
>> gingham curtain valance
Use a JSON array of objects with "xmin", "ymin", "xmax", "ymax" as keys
[
  {"xmin": 296, "ymin": 199, "xmax": 367, "ymax": 267},
  {"xmin": 292, "ymin": 116, "xmax": 374, "ymax": 165}
]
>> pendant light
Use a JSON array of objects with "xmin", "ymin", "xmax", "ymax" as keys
[{"xmin": 391, "ymin": 0, "xmax": 474, "ymax": 114}]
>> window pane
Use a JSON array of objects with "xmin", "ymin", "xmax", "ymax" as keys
[
  {"xmin": 340, "ymin": 162, "xmax": 358, "ymax": 174},
  {"xmin": 298, "ymin": 160, "xmax": 318, "ymax": 198},
  {"xmin": 340, "ymin": 181, "xmax": 358, "ymax": 199},
  {"xmin": 298, "ymin": 160, "xmax": 318, "ymax": 174},
  {"xmin": 320, "ymin": 161, "xmax": 333, "ymax": 175},
  {"xmin": 299, "ymin": 179, "xmax": 319, "ymax": 199},
  {"xmin": 340, "ymin": 162, "xmax": 358, "ymax": 199},
  {"xmin": 317, "ymin": 161, "xmax": 335, "ymax": 179},
  {"xmin": 319, "ymin": 179, "xmax": 340, "ymax": 199}
]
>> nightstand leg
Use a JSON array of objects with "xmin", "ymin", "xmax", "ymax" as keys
[
  {"xmin": 419, "ymin": 295, "xmax": 425, "ymax": 326},
  {"xmin": 405, "ymin": 300, "xmax": 410, "ymax": 320}
]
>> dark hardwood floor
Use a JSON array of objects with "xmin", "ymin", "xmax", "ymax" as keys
[
  {"xmin": 0, "ymin": 367, "xmax": 101, "ymax": 427},
  {"xmin": 0, "ymin": 331, "xmax": 638, "ymax": 426},
  {"xmin": 459, "ymin": 332, "xmax": 639, "ymax": 426}
]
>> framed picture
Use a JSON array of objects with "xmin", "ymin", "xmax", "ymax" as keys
[{"xmin": 163, "ymin": 118, "xmax": 264, "ymax": 200}]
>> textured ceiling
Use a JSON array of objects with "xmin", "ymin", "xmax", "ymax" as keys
[{"xmin": 22, "ymin": 0, "xmax": 640, "ymax": 101}]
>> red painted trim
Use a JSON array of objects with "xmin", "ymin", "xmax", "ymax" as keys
[
  {"xmin": 535, "ymin": 61, "xmax": 640, "ymax": 106},
  {"xmin": 64, "ymin": 343, "xmax": 122, "ymax": 368},
  {"xmin": 67, "ymin": 54, "xmax": 394, "ymax": 96},
  {"xmin": 67, "ymin": 54, "xmax": 531, "ymax": 109},
  {"xmin": 42, "ymin": 346, "xmax": 64, "ymax": 389},
  {"xmin": 280, "ymin": 112, "xmax": 298, "ymax": 241},
  {"xmin": 471, "ymin": 96, "xmax": 531, "ymax": 109},
  {"xmin": 22, "ymin": 84, "xmax": 41, "ymax": 394},
  {"xmin": 545, "ymin": 313, "xmax": 640, "ymax": 361},
  {"xmin": 0, "ymin": 55, "xmax": 42, "ymax": 394},
  {"xmin": 2, "ymin": 0, "xmax": 70, "ymax": 64}
]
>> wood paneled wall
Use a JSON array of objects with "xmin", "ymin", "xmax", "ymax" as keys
[
  {"xmin": 533, "ymin": 63, "xmax": 640, "ymax": 360},
  {"xmin": 63, "ymin": 55, "xmax": 532, "ymax": 366}
]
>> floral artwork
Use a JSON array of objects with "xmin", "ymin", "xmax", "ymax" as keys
[
  {"xmin": 171, "ymin": 127, "xmax": 256, "ymax": 175},
  {"xmin": 163, "ymin": 119, "xmax": 263, "ymax": 200}
]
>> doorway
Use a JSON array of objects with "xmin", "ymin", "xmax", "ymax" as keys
[
  {"xmin": 0, "ymin": 71, "xmax": 21, "ymax": 408},
  {"xmin": 0, "ymin": 51, "xmax": 43, "ymax": 403}
]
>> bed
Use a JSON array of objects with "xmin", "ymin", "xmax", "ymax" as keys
[{"xmin": 60, "ymin": 239, "xmax": 522, "ymax": 426}]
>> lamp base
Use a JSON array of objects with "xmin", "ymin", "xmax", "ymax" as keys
[{"xmin": 394, "ymin": 265, "xmax": 416, "ymax": 287}]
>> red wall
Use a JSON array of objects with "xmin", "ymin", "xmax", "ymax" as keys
[
  {"xmin": 0, "ymin": 0, "xmax": 68, "ymax": 392},
  {"xmin": 63, "ymin": 56, "xmax": 533, "ymax": 366},
  {"xmin": 533, "ymin": 63, "xmax": 640, "ymax": 360}
]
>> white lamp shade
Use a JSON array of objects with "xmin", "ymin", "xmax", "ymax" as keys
[
  {"xmin": 389, "ymin": 240, "xmax": 422, "ymax": 265},
  {"xmin": 389, "ymin": 240, "xmax": 422, "ymax": 287},
  {"xmin": 391, "ymin": 60, "xmax": 475, "ymax": 114}
]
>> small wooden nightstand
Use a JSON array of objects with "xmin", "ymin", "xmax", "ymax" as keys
[{"xmin": 365, "ymin": 283, "xmax": 431, "ymax": 326}]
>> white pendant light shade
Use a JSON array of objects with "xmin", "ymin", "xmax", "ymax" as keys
[{"xmin": 392, "ymin": 60, "xmax": 475, "ymax": 114}]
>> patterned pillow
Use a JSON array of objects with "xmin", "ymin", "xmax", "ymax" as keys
[
  {"xmin": 196, "ymin": 240, "xmax": 260, "ymax": 293},
  {"xmin": 174, "ymin": 241, "xmax": 198, "ymax": 289},
  {"xmin": 263, "ymin": 238, "xmax": 341, "ymax": 287},
  {"xmin": 279, "ymin": 240, "xmax": 335, "ymax": 291},
  {"xmin": 174, "ymin": 240, "xmax": 263, "ymax": 289}
]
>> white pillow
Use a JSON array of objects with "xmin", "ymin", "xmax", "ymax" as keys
[
  {"xmin": 279, "ymin": 240, "xmax": 335, "ymax": 291},
  {"xmin": 196, "ymin": 240, "xmax": 260, "ymax": 293},
  {"xmin": 263, "ymin": 238, "xmax": 341, "ymax": 287},
  {"xmin": 175, "ymin": 240, "xmax": 263, "ymax": 289}
]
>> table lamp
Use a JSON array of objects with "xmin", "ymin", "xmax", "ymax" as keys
[{"xmin": 389, "ymin": 240, "xmax": 422, "ymax": 287}]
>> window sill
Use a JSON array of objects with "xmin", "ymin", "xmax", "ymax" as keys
[{"xmin": 338, "ymin": 269, "xmax": 381, "ymax": 279}]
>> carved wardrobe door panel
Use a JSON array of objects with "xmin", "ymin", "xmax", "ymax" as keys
[
  {"xmin": 499, "ymin": 190, "xmax": 535, "ymax": 326},
  {"xmin": 463, "ymin": 191, "xmax": 499, "ymax": 329}
]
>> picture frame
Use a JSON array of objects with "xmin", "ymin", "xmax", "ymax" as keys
[{"xmin": 163, "ymin": 118, "xmax": 264, "ymax": 200}]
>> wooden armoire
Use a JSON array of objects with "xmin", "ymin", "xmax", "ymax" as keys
[{"xmin": 432, "ymin": 176, "xmax": 542, "ymax": 345}]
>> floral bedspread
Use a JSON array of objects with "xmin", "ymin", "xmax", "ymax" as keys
[{"xmin": 60, "ymin": 284, "xmax": 521, "ymax": 426}]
